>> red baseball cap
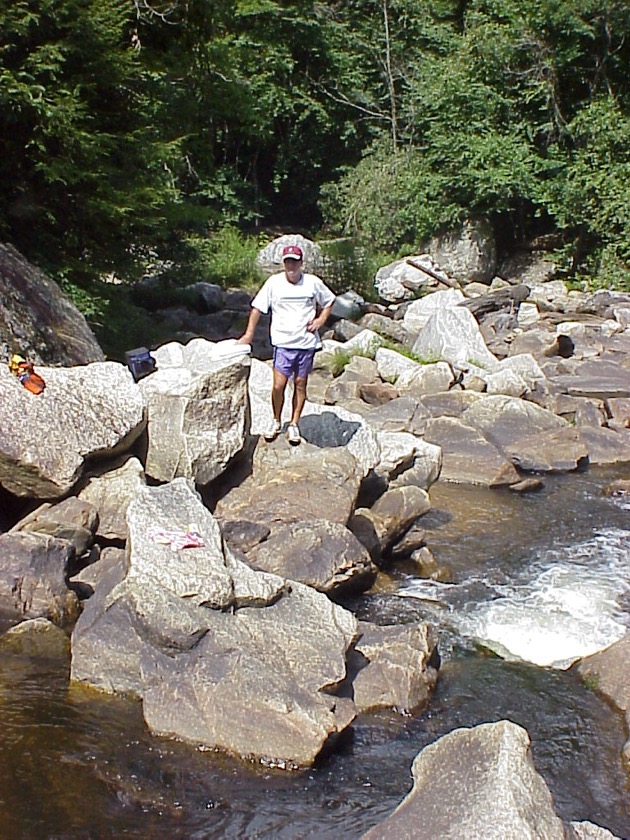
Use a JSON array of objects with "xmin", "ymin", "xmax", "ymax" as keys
[{"xmin": 282, "ymin": 244, "xmax": 303, "ymax": 260}]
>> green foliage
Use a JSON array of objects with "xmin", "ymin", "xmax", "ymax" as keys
[
  {"xmin": 0, "ymin": 0, "xmax": 183, "ymax": 282},
  {"xmin": 59, "ymin": 276, "xmax": 174, "ymax": 361},
  {"xmin": 581, "ymin": 672, "xmax": 600, "ymax": 693},
  {"xmin": 319, "ymin": 346, "xmax": 374, "ymax": 377},
  {"xmin": 379, "ymin": 338, "xmax": 439, "ymax": 365},
  {"xmin": 319, "ymin": 348, "xmax": 354, "ymax": 377},
  {"xmin": 319, "ymin": 237, "xmax": 389, "ymax": 301},
  {"xmin": 320, "ymin": 139, "xmax": 450, "ymax": 251},
  {"xmin": 545, "ymin": 98, "xmax": 630, "ymax": 289},
  {"xmin": 176, "ymin": 227, "xmax": 263, "ymax": 288},
  {"xmin": 319, "ymin": 0, "xmax": 630, "ymax": 287},
  {"xmin": 1, "ymin": 0, "xmax": 630, "ymax": 298},
  {"xmin": 320, "ymin": 338, "xmax": 437, "ymax": 378}
]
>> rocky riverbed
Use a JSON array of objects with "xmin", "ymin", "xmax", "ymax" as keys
[{"xmin": 1, "ymin": 235, "xmax": 629, "ymax": 838}]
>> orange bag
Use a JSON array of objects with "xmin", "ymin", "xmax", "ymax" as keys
[
  {"xmin": 21, "ymin": 371, "xmax": 46, "ymax": 394},
  {"xmin": 8, "ymin": 354, "xmax": 46, "ymax": 394}
]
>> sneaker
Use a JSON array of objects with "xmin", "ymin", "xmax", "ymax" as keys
[
  {"xmin": 264, "ymin": 419, "xmax": 282, "ymax": 441},
  {"xmin": 287, "ymin": 424, "xmax": 301, "ymax": 445}
]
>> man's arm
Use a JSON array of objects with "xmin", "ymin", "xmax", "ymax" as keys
[
  {"xmin": 237, "ymin": 306, "xmax": 262, "ymax": 344},
  {"xmin": 307, "ymin": 301, "xmax": 334, "ymax": 333}
]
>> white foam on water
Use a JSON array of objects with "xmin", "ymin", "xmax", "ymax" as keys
[{"xmin": 399, "ymin": 529, "xmax": 630, "ymax": 669}]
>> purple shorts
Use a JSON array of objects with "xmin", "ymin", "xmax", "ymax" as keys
[{"xmin": 273, "ymin": 347, "xmax": 316, "ymax": 379}]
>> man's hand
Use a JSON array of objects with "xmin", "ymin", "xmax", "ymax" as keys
[
  {"xmin": 238, "ymin": 306, "xmax": 262, "ymax": 344},
  {"xmin": 306, "ymin": 316, "xmax": 324, "ymax": 333},
  {"xmin": 307, "ymin": 302, "xmax": 334, "ymax": 333}
]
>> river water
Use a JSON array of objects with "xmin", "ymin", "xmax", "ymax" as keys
[{"xmin": 1, "ymin": 466, "xmax": 629, "ymax": 839}]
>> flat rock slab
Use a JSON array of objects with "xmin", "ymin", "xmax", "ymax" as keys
[
  {"xmin": 0, "ymin": 362, "xmax": 145, "ymax": 498},
  {"xmin": 577, "ymin": 427, "xmax": 630, "ymax": 466},
  {"xmin": 554, "ymin": 375, "xmax": 630, "ymax": 400},
  {"xmin": 424, "ymin": 417, "xmax": 520, "ymax": 486},
  {"xmin": 504, "ymin": 427, "xmax": 589, "ymax": 472},
  {"xmin": 214, "ymin": 439, "xmax": 365, "ymax": 533},
  {"xmin": 363, "ymin": 397, "xmax": 430, "ymax": 436},
  {"xmin": 461, "ymin": 394, "xmax": 567, "ymax": 447}
]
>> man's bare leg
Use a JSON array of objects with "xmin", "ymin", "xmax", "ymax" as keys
[
  {"xmin": 272, "ymin": 368, "xmax": 289, "ymax": 421},
  {"xmin": 290, "ymin": 375, "xmax": 308, "ymax": 425}
]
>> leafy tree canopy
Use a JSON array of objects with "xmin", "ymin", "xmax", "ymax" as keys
[{"xmin": 0, "ymin": 0, "xmax": 628, "ymax": 289}]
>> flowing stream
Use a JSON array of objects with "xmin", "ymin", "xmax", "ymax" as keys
[{"xmin": 1, "ymin": 466, "xmax": 629, "ymax": 838}]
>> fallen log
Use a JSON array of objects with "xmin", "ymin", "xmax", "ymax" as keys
[
  {"xmin": 405, "ymin": 259, "xmax": 459, "ymax": 289},
  {"xmin": 458, "ymin": 284, "xmax": 530, "ymax": 320}
]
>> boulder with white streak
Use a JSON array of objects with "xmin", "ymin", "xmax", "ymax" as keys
[{"xmin": 139, "ymin": 339, "xmax": 251, "ymax": 484}]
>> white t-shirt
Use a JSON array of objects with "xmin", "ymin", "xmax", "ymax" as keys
[{"xmin": 251, "ymin": 271, "xmax": 335, "ymax": 349}]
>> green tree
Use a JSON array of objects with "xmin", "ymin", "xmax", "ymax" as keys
[
  {"xmin": 319, "ymin": 0, "xmax": 630, "ymax": 284},
  {"xmin": 0, "ymin": 0, "xmax": 181, "ymax": 282}
]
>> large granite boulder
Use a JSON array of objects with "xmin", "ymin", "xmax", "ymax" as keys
[
  {"xmin": 0, "ymin": 531, "xmax": 80, "ymax": 625},
  {"xmin": 0, "ymin": 242, "xmax": 104, "ymax": 366},
  {"xmin": 350, "ymin": 621, "xmax": 439, "ymax": 714},
  {"xmin": 363, "ymin": 720, "xmax": 606, "ymax": 840},
  {"xmin": 255, "ymin": 234, "xmax": 323, "ymax": 275},
  {"xmin": 76, "ymin": 456, "xmax": 146, "ymax": 541},
  {"xmin": 411, "ymin": 304, "xmax": 500, "ymax": 372},
  {"xmin": 403, "ymin": 288, "xmax": 466, "ymax": 335},
  {"xmin": 375, "ymin": 347, "xmax": 421, "ymax": 383},
  {"xmin": 71, "ymin": 479, "xmax": 359, "ymax": 768},
  {"xmin": 374, "ymin": 254, "xmax": 451, "ymax": 303},
  {"xmin": 395, "ymin": 362, "xmax": 455, "ymax": 397},
  {"xmin": 139, "ymin": 339, "xmax": 251, "ymax": 485},
  {"xmin": 0, "ymin": 362, "xmax": 145, "ymax": 498},
  {"xmin": 425, "ymin": 218, "xmax": 497, "ymax": 284},
  {"xmin": 373, "ymin": 431, "xmax": 442, "ymax": 491},
  {"xmin": 577, "ymin": 635, "xmax": 630, "ymax": 764},
  {"xmin": 247, "ymin": 519, "xmax": 377, "ymax": 596},
  {"xmin": 350, "ymin": 485, "xmax": 432, "ymax": 562}
]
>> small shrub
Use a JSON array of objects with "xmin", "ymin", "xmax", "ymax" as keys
[
  {"xmin": 183, "ymin": 227, "xmax": 262, "ymax": 289},
  {"xmin": 320, "ymin": 346, "xmax": 376, "ymax": 377},
  {"xmin": 581, "ymin": 673, "xmax": 600, "ymax": 693},
  {"xmin": 379, "ymin": 338, "xmax": 438, "ymax": 365}
]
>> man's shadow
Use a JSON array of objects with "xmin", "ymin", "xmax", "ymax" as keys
[{"xmin": 299, "ymin": 411, "xmax": 361, "ymax": 448}]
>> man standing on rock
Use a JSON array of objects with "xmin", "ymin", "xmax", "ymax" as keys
[{"xmin": 238, "ymin": 243, "xmax": 335, "ymax": 445}]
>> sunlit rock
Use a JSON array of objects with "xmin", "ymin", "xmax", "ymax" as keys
[
  {"xmin": 362, "ymin": 721, "xmax": 586, "ymax": 840},
  {"xmin": 0, "ymin": 362, "xmax": 145, "ymax": 499},
  {"xmin": 139, "ymin": 339, "xmax": 251, "ymax": 485},
  {"xmin": 71, "ymin": 479, "xmax": 359, "ymax": 768}
]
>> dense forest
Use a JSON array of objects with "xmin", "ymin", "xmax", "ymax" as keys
[{"xmin": 1, "ymin": 0, "xmax": 629, "ymax": 296}]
